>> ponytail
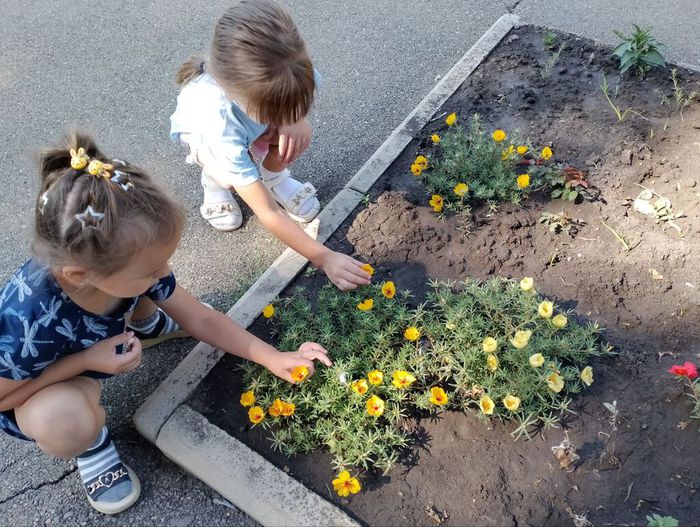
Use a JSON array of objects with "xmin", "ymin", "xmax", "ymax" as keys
[{"xmin": 175, "ymin": 56, "xmax": 206, "ymax": 86}]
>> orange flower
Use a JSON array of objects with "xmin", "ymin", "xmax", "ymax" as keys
[
  {"xmin": 360, "ymin": 263, "xmax": 375, "ymax": 277},
  {"xmin": 269, "ymin": 398, "xmax": 284, "ymax": 417},
  {"xmin": 411, "ymin": 163, "xmax": 423, "ymax": 176},
  {"xmin": 392, "ymin": 370, "xmax": 416, "ymax": 389},
  {"xmin": 332, "ymin": 471, "xmax": 361, "ymax": 497},
  {"xmin": 367, "ymin": 370, "xmax": 384, "ymax": 385},
  {"xmin": 414, "ymin": 155, "xmax": 428, "ymax": 168},
  {"xmin": 382, "ymin": 281, "xmax": 396, "ymax": 299},
  {"xmin": 446, "ymin": 113, "xmax": 457, "ymax": 126},
  {"xmin": 431, "ymin": 134, "xmax": 441, "ymax": 144},
  {"xmin": 404, "ymin": 326, "xmax": 421, "ymax": 341},
  {"xmin": 517, "ymin": 145, "xmax": 528, "ymax": 155},
  {"xmin": 281, "ymin": 401, "xmax": 296, "ymax": 417},
  {"xmin": 239, "ymin": 390, "xmax": 255, "ymax": 407},
  {"xmin": 429, "ymin": 194, "xmax": 444, "ymax": 213},
  {"xmin": 429, "ymin": 387, "xmax": 448, "ymax": 406},
  {"xmin": 248, "ymin": 406, "xmax": 265, "ymax": 424},
  {"xmin": 366, "ymin": 395, "xmax": 385, "ymax": 417},
  {"xmin": 351, "ymin": 378, "xmax": 369, "ymax": 395},
  {"xmin": 291, "ymin": 365, "xmax": 309, "ymax": 383},
  {"xmin": 492, "ymin": 130, "xmax": 506, "ymax": 142},
  {"xmin": 517, "ymin": 174, "xmax": 530, "ymax": 189},
  {"xmin": 262, "ymin": 304, "xmax": 275, "ymax": 318},
  {"xmin": 540, "ymin": 146, "xmax": 553, "ymax": 160},
  {"xmin": 357, "ymin": 298, "xmax": 374, "ymax": 311}
]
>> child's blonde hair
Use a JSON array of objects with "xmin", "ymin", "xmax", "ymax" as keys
[
  {"xmin": 176, "ymin": 0, "xmax": 315, "ymax": 127},
  {"xmin": 34, "ymin": 132, "xmax": 184, "ymax": 276}
]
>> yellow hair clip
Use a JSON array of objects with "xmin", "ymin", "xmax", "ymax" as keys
[
  {"xmin": 87, "ymin": 159, "xmax": 114, "ymax": 178},
  {"xmin": 70, "ymin": 148, "xmax": 89, "ymax": 170}
]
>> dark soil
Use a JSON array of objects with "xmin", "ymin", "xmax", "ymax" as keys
[{"xmin": 191, "ymin": 26, "xmax": 700, "ymax": 526}]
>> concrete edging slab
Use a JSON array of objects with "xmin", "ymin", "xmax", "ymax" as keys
[{"xmin": 135, "ymin": 13, "xmax": 518, "ymax": 526}]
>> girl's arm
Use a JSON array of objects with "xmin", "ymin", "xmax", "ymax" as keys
[
  {"xmin": 0, "ymin": 332, "xmax": 139, "ymax": 411},
  {"xmin": 157, "ymin": 285, "xmax": 331, "ymax": 382},
  {"xmin": 236, "ymin": 181, "xmax": 370, "ymax": 291}
]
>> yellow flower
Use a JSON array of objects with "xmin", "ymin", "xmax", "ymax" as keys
[
  {"xmin": 291, "ymin": 365, "xmax": 309, "ymax": 383},
  {"xmin": 482, "ymin": 337, "xmax": 498, "ymax": 354},
  {"xmin": 516, "ymin": 174, "xmax": 530, "ymax": 189},
  {"xmin": 520, "ymin": 277, "xmax": 534, "ymax": 291},
  {"xmin": 351, "ymin": 378, "xmax": 369, "ymax": 395},
  {"xmin": 404, "ymin": 326, "xmax": 421, "ymax": 341},
  {"xmin": 540, "ymin": 146, "xmax": 553, "ymax": 160},
  {"xmin": 415, "ymin": 155, "xmax": 428, "ymax": 168},
  {"xmin": 248, "ymin": 406, "xmax": 265, "ymax": 424},
  {"xmin": 580, "ymin": 366, "xmax": 594, "ymax": 386},
  {"xmin": 268, "ymin": 398, "xmax": 284, "ymax": 417},
  {"xmin": 511, "ymin": 330, "xmax": 532, "ymax": 349},
  {"xmin": 281, "ymin": 401, "xmax": 295, "ymax": 417},
  {"xmin": 367, "ymin": 370, "xmax": 384, "ymax": 385},
  {"xmin": 366, "ymin": 395, "xmax": 385, "ymax": 417},
  {"xmin": 517, "ymin": 145, "xmax": 528, "ymax": 155},
  {"xmin": 357, "ymin": 298, "xmax": 374, "ymax": 311},
  {"xmin": 501, "ymin": 144, "xmax": 515, "ymax": 160},
  {"xmin": 382, "ymin": 281, "xmax": 396, "ymax": 299},
  {"xmin": 546, "ymin": 372, "xmax": 564, "ymax": 393},
  {"xmin": 529, "ymin": 353, "xmax": 545, "ymax": 368},
  {"xmin": 392, "ymin": 370, "xmax": 416, "ymax": 389},
  {"xmin": 429, "ymin": 194, "xmax": 444, "ymax": 213},
  {"xmin": 431, "ymin": 134, "xmax": 441, "ymax": 144},
  {"xmin": 332, "ymin": 471, "xmax": 361, "ymax": 497},
  {"xmin": 503, "ymin": 394, "xmax": 521, "ymax": 411},
  {"xmin": 429, "ymin": 387, "xmax": 448, "ymax": 406},
  {"xmin": 492, "ymin": 129, "xmax": 506, "ymax": 142},
  {"xmin": 479, "ymin": 395, "xmax": 495, "ymax": 415},
  {"xmin": 453, "ymin": 182, "xmax": 469, "ymax": 196},
  {"xmin": 239, "ymin": 390, "xmax": 255, "ymax": 407},
  {"xmin": 262, "ymin": 304, "xmax": 275, "ymax": 319},
  {"xmin": 360, "ymin": 263, "xmax": 375, "ymax": 276},
  {"xmin": 538, "ymin": 300, "xmax": 554, "ymax": 319},
  {"xmin": 552, "ymin": 314, "xmax": 568, "ymax": 329},
  {"xmin": 446, "ymin": 113, "xmax": 457, "ymax": 126},
  {"xmin": 486, "ymin": 353, "xmax": 499, "ymax": 372},
  {"xmin": 410, "ymin": 163, "xmax": 423, "ymax": 176}
]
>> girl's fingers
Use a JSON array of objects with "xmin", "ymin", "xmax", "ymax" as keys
[
  {"xmin": 305, "ymin": 349, "xmax": 332, "ymax": 367},
  {"xmin": 333, "ymin": 278, "xmax": 355, "ymax": 291},
  {"xmin": 278, "ymin": 134, "xmax": 288, "ymax": 160},
  {"xmin": 344, "ymin": 262, "xmax": 372, "ymax": 282}
]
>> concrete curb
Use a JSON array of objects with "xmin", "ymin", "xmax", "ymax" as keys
[
  {"xmin": 158, "ymin": 405, "xmax": 360, "ymax": 527},
  {"xmin": 135, "ymin": 13, "xmax": 518, "ymax": 526}
]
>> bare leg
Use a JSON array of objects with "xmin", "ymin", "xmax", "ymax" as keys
[
  {"xmin": 131, "ymin": 297, "xmax": 158, "ymax": 322},
  {"xmin": 15, "ymin": 377, "xmax": 104, "ymax": 458}
]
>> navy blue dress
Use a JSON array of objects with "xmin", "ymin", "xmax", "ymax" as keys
[{"xmin": 0, "ymin": 259, "xmax": 176, "ymax": 440}]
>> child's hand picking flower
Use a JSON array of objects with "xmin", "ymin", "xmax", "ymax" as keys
[
  {"xmin": 267, "ymin": 342, "xmax": 332, "ymax": 383},
  {"xmin": 318, "ymin": 251, "xmax": 372, "ymax": 291}
]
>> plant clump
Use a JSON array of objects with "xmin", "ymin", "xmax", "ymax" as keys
[{"xmin": 241, "ymin": 276, "xmax": 605, "ymax": 494}]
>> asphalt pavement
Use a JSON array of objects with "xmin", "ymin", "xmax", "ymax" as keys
[{"xmin": 0, "ymin": 0, "xmax": 698, "ymax": 525}]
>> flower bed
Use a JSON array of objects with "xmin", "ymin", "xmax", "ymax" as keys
[{"xmin": 191, "ymin": 25, "xmax": 700, "ymax": 526}]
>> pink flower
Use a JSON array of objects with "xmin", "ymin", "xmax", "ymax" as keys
[{"xmin": 668, "ymin": 362, "xmax": 698, "ymax": 380}]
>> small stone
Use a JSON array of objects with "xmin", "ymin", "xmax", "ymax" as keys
[
  {"xmin": 620, "ymin": 149, "xmax": 633, "ymax": 165},
  {"xmin": 684, "ymin": 179, "xmax": 697, "ymax": 188},
  {"xmin": 508, "ymin": 34, "xmax": 520, "ymax": 43},
  {"xmin": 641, "ymin": 423, "xmax": 648, "ymax": 430},
  {"xmin": 62, "ymin": 512, "xmax": 74, "ymax": 520}
]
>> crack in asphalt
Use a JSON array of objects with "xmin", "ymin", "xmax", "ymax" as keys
[{"xmin": 0, "ymin": 467, "xmax": 76, "ymax": 506}]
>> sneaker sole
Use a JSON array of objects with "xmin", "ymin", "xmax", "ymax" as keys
[
  {"xmin": 86, "ymin": 464, "xmax": 141, "ymax": 515},
  {"xmin": 140, "ymin": 329, "xmax": 190, "ymax": 350}
]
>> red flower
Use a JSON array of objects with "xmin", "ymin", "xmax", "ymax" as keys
[{"xmin": 668, "ymin": 362, "xmax": 699, "ymax": 380}]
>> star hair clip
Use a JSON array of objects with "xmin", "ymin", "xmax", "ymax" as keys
[
  {"xmin": 110, "ymin": 170, "xmax": 134, "ymax": 191},
  {"xmin": 75, "ymin": 205, "xmax": 105, "ymax": 230}
]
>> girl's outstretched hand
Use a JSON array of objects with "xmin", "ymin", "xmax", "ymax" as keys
[
  {"xmin": 319, "ymin": 251, "xmax": 372, "ymax": 291},
  {"xmin": 267, "ymin": 342, "xmax": 332, "ymax": 383}
]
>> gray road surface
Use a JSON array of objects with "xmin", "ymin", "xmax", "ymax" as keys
[{"xmin": 0, "ymin": 0, "xmax": 698, "ymax": 525}]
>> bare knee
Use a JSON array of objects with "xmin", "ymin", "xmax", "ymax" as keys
[{"xmin": 15, "ymin": 382, "xmax": 104, "ymax": 458}]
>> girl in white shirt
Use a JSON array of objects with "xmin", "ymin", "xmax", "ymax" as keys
[{"xmin": 170, "ymin": 0, "xmax": 370, "ymax": 291}]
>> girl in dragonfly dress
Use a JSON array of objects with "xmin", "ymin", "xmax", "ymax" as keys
[{"xmin": 0, "ymin": 132, "xmax": 330, "ymax": 514}]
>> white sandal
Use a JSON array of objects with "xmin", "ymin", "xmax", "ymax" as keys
[
  {"xmin": 261, "ymin": 171, "xmax": 321, "ymax": 222},
  {"xmin": 200, "ymin": 200, "xmax": 243, "ymax": 232}
]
